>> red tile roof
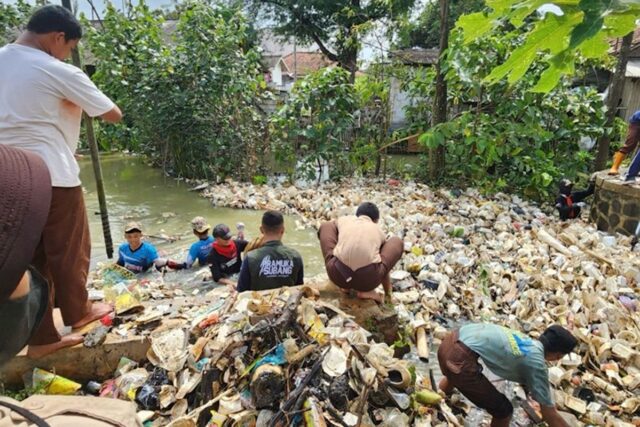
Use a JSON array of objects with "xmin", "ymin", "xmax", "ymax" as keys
[{"xmin": 281, "ymin": 52, "xmax": 335, "ymax": 76}]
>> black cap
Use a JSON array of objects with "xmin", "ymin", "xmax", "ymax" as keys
[
  {"xmin": 212, "ymin": 224, "xmax": 232, "ymax": 240},
  {"xmin": 539, "ymin": 325, "xmax": 577, "ymax": 355}
]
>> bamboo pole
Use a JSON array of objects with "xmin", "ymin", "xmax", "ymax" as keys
[{"xmin": 61, "ymin": 0, "xmax": 114, "ymax": 258}]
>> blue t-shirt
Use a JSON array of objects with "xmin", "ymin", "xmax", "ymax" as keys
[
  {"xmin": 631, "ymin": 110, "xmax": 640, "ymax": 124},
  {"xmin": 185, "ymin": 236, "xmax": 213, "ymax": 267},
  {"xmin": 117, "ymin": 242, "xmax": 159, "ymax": 273},
  {"xmin": 459, "ymin": 323, "xmax": 553, "ymax": 407}
]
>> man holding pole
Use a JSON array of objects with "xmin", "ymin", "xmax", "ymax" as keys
[{"xmin": 0, "ymin": 5, "xmax": 121, "ymax": 357}]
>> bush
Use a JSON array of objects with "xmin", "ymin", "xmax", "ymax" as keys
[{"xmin": 83, "ymin": 1, "xmax": 269, "ymax": 180}]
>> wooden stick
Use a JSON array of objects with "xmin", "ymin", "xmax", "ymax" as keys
[{"xmin": 268, "ymin": 349, "xmax": 327, "ymax": 427}]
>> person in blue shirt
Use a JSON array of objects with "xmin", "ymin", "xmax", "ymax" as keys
[
  {"xmin": 116, "ymin": 222, "xmax": 170, "ymax": 273},
  {"xmin": 181, "ymin": 216, "xmax": 213, "ymax": 268}
]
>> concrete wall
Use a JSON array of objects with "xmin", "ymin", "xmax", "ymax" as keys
[
  {"xmin": 621, "ymin": 77, "xmax": 640, "ymax": 121},
  {"xmin": 590, "ymin": 174, "xmax": 640, "ymax": 236}
]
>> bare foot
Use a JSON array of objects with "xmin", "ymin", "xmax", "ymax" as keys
[
  {"xmin": 27, "ymin": 334, "xmax": 84, "ymax": 359},
  {"xmin": 356, "ymin": 290, "xmax": 383, "ymax": 304},
  {"xmin": 71, "ymin": 302, "xmax": 113, "ymax": 329}
]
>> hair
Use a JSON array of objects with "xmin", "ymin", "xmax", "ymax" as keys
[
  {"xmin": 539, "ymin": 325, "xmax": 577, "ymax": 355},
  {"xmin": 27, "ymin": 5, "xmax": 82, "ymax": 41},
  {"xmin": 262, "ymin": 210, "xmax": 284, "ymax": 233},
  {"xmin": 356, "ymin": 202, "xmax": 380, "ymax": 222}
]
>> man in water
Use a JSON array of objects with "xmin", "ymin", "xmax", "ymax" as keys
[{"xmin": 236, "ymin": 211, "xmax": 303, "ymax": 292}]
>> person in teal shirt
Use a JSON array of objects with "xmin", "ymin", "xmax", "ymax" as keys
[{"xmin": 438, "ymin": 323, "xmax": 577, "ymax": 427}]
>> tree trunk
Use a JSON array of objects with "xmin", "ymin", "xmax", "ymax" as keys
[
  {"xmin": 594, "ymin": 32, "xmax": 633, "ymax": 171},
  {"xmin": 428, "ymin": 0, "xmax": 449, "ymax": 182}
]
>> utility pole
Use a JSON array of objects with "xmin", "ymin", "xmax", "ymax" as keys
[{"xmin": 61, "ymin": 0, "xmax": 114, "ymax": 258}]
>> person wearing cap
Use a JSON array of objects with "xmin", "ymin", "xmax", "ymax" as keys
[
  {"xmin": 555, "ymin": 177, "xmax": 595, "ymax": 221},
  {"xmin": 0, "ymin": 5, "xmax": 121, "ymax": 355},
  {"xmin": 182, "ymin": 216, "xmax": 214, "ymax": 269},
  {"xmin": 438, "ymin": 323, "xmax": 578, "ymax": 427},
  {"xmin": 318, "ymin": 202, "xmax": 403, "ymax": 304},
  {"xmin": 116, "ymin": 223, "xmax": 167, "ymax": 273},
  {"xmin": 206, "ymin": 224, "xmax": 249, "ymax": 285},
  {"xmin": 236, "ymin": 211, "xmax": 304, "ymax": 292}
]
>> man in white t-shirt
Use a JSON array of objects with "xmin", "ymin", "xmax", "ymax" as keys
[{"xmin": 0, "ymin": 5, "xmax": 122, "ymax": 358}]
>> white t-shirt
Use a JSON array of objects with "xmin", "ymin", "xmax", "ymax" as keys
[{"xmin": 0, "ymin": 44, "xmax": 115, "ymax": 187}]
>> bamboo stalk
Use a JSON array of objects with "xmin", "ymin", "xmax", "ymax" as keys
[
  {"xmin": 416, "ymin": 326, "xmax": 429, "ymax": 362},
  {"xmin": 61, "ymin": 0, "xmax": 114, "ymax": 258}
]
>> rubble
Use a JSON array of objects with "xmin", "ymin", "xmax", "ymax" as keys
[{"xmin": 8, "ymin": 179, "xmax": 640, "ymax": 426}]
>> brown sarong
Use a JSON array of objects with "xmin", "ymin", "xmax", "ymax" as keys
[
  {"xmin": 620, "ymin": 122, "xmax": 640, "ymax": 155},
  {"xmin": 318, "ymin": 221, "xmax": 403, "ymax": 292},
  {"xmin": 437, "ymin": 330, "xmax": 513, "ymax": 419},
  {"xmin": 29, "ymin": 186, "xmax": 91, "ymax": 345}
]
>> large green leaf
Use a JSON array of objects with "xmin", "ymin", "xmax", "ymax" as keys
[
  {"xmin": 456, "ymin": 12, "xmax": 496, "ymax": 43},
  {"xmin": 486, "ymin": 12, "xmax": 583, "ymax": 84}
]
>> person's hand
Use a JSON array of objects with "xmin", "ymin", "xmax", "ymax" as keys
[
  {"xmin": 384, "ymin": 291, "xmax": 393, "ymax": 305},
  {"xmin": 166, "ymin": 260, "xmax": 186, "ymax": 270}
]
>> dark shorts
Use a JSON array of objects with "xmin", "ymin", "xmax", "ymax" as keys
[{"xmin": 437, "ymin": 330, "xmax": 513, "ymax": 419}]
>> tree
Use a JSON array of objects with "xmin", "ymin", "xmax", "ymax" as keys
[
  {"xmin": 84, "ymin": 1, "xmax": 270, "ymax": 180},
  {"xmin": 271, "ymin": 67, "xmax": 357, "ymax": 183},
  {"xmin": 457, "ymin": 0, "xmax": 640, "ymax": 93},
  {"xmin": 247, "ymin": 0, "xmax": 414, "ymax": 81},
  {"xmin": 428, "ymin": 0, "xmax": 449, "ymax": 181},
  {"xmin": 594, "ymin": 31, "xmax": 633, "ymax": 171},
  {"xmin": 396, "ymin": 0, "xmax": 484, "ymax": 49},
  {"xmin": 0, "ymin": 0, "xmax": 34, "ymax": 45},
  {"xmin": 413, "ymin": 26, "xmax": 607, "ymax": 199}
]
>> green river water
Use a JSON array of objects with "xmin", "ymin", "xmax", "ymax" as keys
[{"xmin": 79, "ymin": 154, "xmax": 324, "ymax": 276}]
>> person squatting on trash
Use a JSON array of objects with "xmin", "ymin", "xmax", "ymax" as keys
[
  {"xmin": 438, "ymin": 323, "xmax": 577, "ymax": 427},
  {"xmin": 555, "ymin": 178, "xmax": 595, "ymax": 221},
  {"xmin": 207, "ymin": 223, "xmax": 248, "ymax": 286},
  {"xmin": 318, "ymin": 202, "xmax": 403, "ymax": 303},
  {"xmin": 117, "ymin": 222, "xmax": 181, "ymax": 273},
  {"xmin": 236, "ymin": 211, "xmax": 304, "ymax": 292},
  {"xmin": 0, "ymin": 5, "xmax": 123, "ymax": 357},
  {"xmin": 609, "ymin": 110, "xmax": 640, "ymax": 175}
]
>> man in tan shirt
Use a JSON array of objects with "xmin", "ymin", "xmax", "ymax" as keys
[{"xmin": 318, "ymin": 202, "xmax": 403, "ymax": 303}]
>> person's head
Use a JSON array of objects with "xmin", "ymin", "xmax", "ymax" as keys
[
  {"xmin": 559, "ymin": 179, "xmax": 573, "ymax": 196},
  {"xmin": 124, "ymin": 222, "xmax": 143, "ymax": 249},
  {"xmin": 212, "ymin": 224, "xmax": 233, "ymax": 246},
  {"xmin": 236, "ymin": 222, "xmax": 245, "ymax": 232},
  {"xmin": 356, "ymin": 202, "xmax": 380, "ymax": 223},
  {"xmin": 191, "ymin": 216, "xmax": 211, "ymax": 239},
  {"xmin": 260, "ymin": 210, "xmax": 285, "ymax": 239},
  {"xmin": 0, "ymin": 145, "xmax": 52, "ymax": 366},
  {"xmin": 539, "ymin": 325, "xmax": 577, "ymax": 361},
  {"xmin": 24, "ymin": 5, "xmax": 82, "ymax": 60}
]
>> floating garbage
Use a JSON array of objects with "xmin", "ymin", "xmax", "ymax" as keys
[{"xmin": 18, "ymin": 178, "xmax": 635, "ymax": 426}]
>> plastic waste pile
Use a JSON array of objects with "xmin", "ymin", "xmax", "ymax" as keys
[{"xmin": 18, "ymin": 179, "xmax": 639, "ymax": 426}]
